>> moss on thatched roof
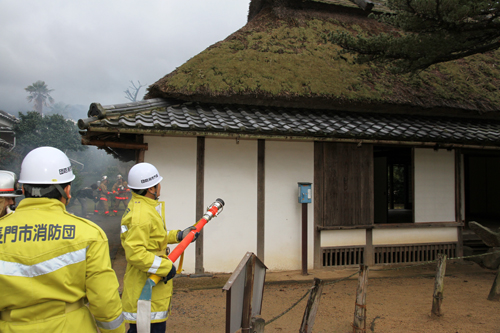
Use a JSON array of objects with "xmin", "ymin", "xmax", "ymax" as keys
[{"xmin": 146, "ymin": 2, "xmax": 500, "ymax": 118}]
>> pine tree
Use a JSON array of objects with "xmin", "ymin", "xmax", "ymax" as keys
[{"xmin": 330, "ymin": 0, "xmax": 500, "ymax": 73}]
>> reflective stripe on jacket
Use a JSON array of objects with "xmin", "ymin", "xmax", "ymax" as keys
[
  {"xmin": 120, "ymin": 192, "xmax": 180, "ymax": 324},
  {"xmin": 0, "ymin": 198, "xmax": 124, "ymax": 333}
]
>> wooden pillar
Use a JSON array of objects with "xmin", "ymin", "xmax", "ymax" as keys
[
  {"xmin": 313, "ymin": 142, "xmax": 323, "ymax": 269},
  {"xmin": 431, "ymin": 254, "xmax": 447, "ymax": 317},
  {"xmin": 353, "ymin": 265, "xmax": 369, "ymax": 333},
  {"xmin": 195, "ymin": 137, "xmax": 205, "ymax": 274},
  {"xmin": 455, "ymin": 149, "xmax": 463, "ymax": 257},
  {"xmin": 365, "ymin": 228, "xmax": 374, "ymax": 266},
  {"xmin": 135, "ymin": 134, "xmax": 145, "ymax": 163},
  {"xmin": 257, "ymin": 139, "xmax": 265, "ymax": 262}
]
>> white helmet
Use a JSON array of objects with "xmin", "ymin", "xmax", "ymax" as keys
[
  {"xmin": 0, "ymin": 171, "xmax": 22, "ymax": 197},
  {"xmin": 117, "ymin": 174, "xmax": 122, "ymax": 179},
  {"xmin": 19, "ymin": 147, "xmax": 75, "ymax": 184},
  {"xmin": 102, "ymin": 175, "xmax": 107, "ymax": 181},
  {"xmin": 128, "ymin": 163, "xmax": 163, "ymax": 190}
]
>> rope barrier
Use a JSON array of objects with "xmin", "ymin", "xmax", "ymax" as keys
[
  {"xmin": 265, "ymin": 270, "xmax": 359, "ymax": 326},
  {"xmin": 265, "ymin": 288, "xmax": 311, "ymax": 326},
  {"xmin": 448, "ymin": 249, "xmax": 500, "ymax": 261},
  {"xmin": 375, "ymin": 249, "xmax": 500, "ymax": 271},
  {"xmin": 263, "ymin": 249, "xmax": 500, "ymax": 326}
]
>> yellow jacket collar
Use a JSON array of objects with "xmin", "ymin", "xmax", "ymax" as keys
[
  {"xmin": 16, "ymin": 198, "xmax": 67, "ymax": 211},
  {"xmin": 131, "ymin": 191, "xmax": 158, "ymax": 206}
]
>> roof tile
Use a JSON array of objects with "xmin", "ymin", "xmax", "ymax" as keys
[{"xmin": 81, "ymin": 98, "xmax": 500, "ymax": 147}]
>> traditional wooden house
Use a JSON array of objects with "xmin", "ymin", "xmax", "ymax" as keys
[
  {"xmin": 78, "ymin": 0, "xmax": 500, "ymax": 274},
  {"xmin": 0, "ymin": 110, "xmax": 17, "ymax": 150}
]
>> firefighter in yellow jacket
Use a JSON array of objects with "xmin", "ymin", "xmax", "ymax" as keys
[
  {"xmin": 120, "ymin": 162, "xmax": 197, "ymax": 333},
  {"xmin": 0, "ymin": 147, "xmax": 125, "ymax": 333},
  {"xmin": 0, "ymin": 171, "xmax": 22, "ymax": 217}
]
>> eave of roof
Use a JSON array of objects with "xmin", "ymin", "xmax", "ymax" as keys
[
  {"xmin": 0, "ymin": 110, "xmax": 18, "ymax": 126},
  {"xmin": 79, "ymin": 98, "xmax": 500, "ymax": 150}
]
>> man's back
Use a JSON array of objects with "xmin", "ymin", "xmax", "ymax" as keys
[{"xmin": 0, "ymin": 198, "xmax": 124, "ymax": 332}]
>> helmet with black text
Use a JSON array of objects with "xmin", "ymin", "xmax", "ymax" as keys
[
  {"xmin": 0, "ymin": 171, "xmax": 23, "ymax": 216},
  {"xmin": 128, "ymin": 163, "xmax": 163, "ymax": 190},
  {"xmin": 18, "ymin": 146, "xmax": 75, "ymax": 200}
]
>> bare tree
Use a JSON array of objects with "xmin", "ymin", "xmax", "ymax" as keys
[{"xmin": 124, "ymin": 80, "xmax": 146, "ymax": 102}]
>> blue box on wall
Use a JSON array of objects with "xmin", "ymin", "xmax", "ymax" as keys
[{"xmin": 298, "ymin": 182, "xmax": 312, "ymax": 204}]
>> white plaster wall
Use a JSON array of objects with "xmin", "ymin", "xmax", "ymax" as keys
[
  {"xmin": 321, "ymin": 229, "xmax": 366, "ymax": 247},
  {"xmin": 414, "ymin": 148, "xmax": 455, "ymax": 222},
  {"xmin": 144, "ymin": 136, "xmax": 198, "ymax": 272},
  {"xmin": 373, "ymin": 227, "xmax": 458, "ymax": 245},
  {"xmin": 204, "ymin": 138, "xmax": 257, "ymax": 273},
  {"xmin": 265, "ymin": 141, "xmax": 314, "ymax": 271}
]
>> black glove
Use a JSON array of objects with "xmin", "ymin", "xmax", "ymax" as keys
[
  {"xmin": 177, "ymin": 226, "xmax": 199, "ymax": 243},
  {"xmin": 163, "ymin": 264, "xmax": 177, "ymax": 283}
]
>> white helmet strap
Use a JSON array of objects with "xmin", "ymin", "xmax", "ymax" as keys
[{"xmin": 24, "ymin": 184, "xmax": 68, "ymax": 200}]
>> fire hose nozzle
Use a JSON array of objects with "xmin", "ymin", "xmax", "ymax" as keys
[{"xmin": 203, "ymin": 198, "xmax": 225, "ymax": 220}]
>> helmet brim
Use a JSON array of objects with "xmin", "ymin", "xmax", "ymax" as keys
[{"xmin": 0, "ymin": 189, "xmax": 23, "ymax": 197}]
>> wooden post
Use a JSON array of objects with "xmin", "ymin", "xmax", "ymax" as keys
[
  {"xmin": 195, "ymin": 137, "xmax": 205, "ymax": 275},
  {"xmin": 251, "ymin": 317, "xmax": 265, "ymax": 333},
  {"xmin": 431, "ymin": 254, "xmax": 447, "ymax": 317},
  {"xmin": 487, "ymin": 269, "xmax": 500, "ymax": 301},
  {"xmin": 302, "ymin": 202, "xmax": 308, "ymax": 275},
  {"xmin": 300, "ymin": 278, "xmax": 324, "ymax": 333},
  {"xmin": 353, "ymin": 265, "xmax": 369, "ymax": 333},
  {"xmin": 257, "ymin": 139, "xmax": 265, "ymax": 262},
  {"xmin": 365, "ymin": 228, "xmax": 374, "ymax": 266}
]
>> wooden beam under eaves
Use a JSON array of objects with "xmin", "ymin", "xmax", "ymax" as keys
[{"xmin": 81, "ymin": 138, "xmax": 148, "ymax": 150}]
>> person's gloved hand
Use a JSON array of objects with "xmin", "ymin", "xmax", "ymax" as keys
[
  {"xmin": 163, "ymin": 264, "xmax": 177, "ymax": 284},
  {"xmin": 177, "ymin": 226, "xmax": 199, "ymax": 243}
]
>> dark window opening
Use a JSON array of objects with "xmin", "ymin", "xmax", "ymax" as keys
[{"xmin": 374, "ymin": 147, "xmax": 413, "ymax": 223}]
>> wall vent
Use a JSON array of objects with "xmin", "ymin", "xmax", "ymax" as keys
[
  {"xmin": 374, "ymin": 243, "xmax": 457, "ymax": 265},
  {"xmin": 322, "ymin": 246, "xmax": 364, "ymax": 267},
  {"xmin": 322, "ymin": 243, "xmax": 457, "ymax": 267}
]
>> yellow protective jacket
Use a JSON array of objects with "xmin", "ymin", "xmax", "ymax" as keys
[
  {"xmin": 0, "ymin": 198, "xmax": 124, "ymax": 333},
  {"xmin": 120, "ymin": 192, "xmax": 180, "ymax": 324}
]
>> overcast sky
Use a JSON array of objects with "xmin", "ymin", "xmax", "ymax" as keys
[{"xmin": 0, "ymin": 0, "xmax": 250, "ymax": 115}]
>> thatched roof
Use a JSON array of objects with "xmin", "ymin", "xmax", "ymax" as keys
[{"xmin": 145, "ymin": 0, "xmax": 500, "ymax": 119}]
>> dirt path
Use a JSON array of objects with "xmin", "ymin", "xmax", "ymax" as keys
[
  {"xmin": 164, "ymin": 268, "xmax": 500, "ymax": 333},
  {"xmin": 110, "ymin": 233, "xmax": 500, "ymax": 332}
]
